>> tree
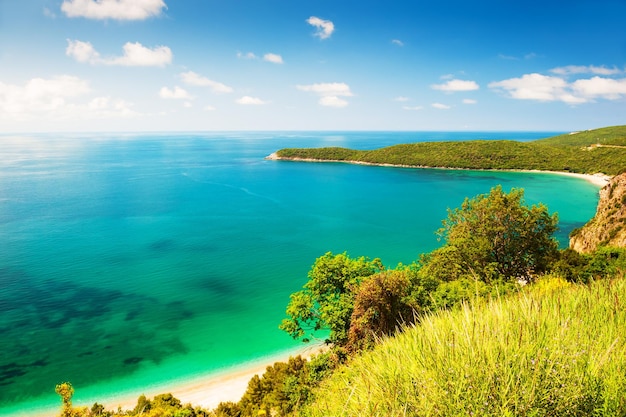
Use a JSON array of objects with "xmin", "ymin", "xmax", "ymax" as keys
[
  {"xmin": 56, "ymin": 382, "xmax": 87, "ymax": 417},
  {"xmin": 421, "ymin": 186, "xmax": 559, "ymax": 283},
  {"xmin": 279, "ymin": 252, "xmax": 384, "ymax": 345}
]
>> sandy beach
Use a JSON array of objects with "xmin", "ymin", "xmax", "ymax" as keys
[
  {"xmin": 267, "ymin": 154, "xmax": 612, "ymax": 188},
  {"xmin": 15, "ymin": 344, "xmax": 325, "ymax": 417},
  {"xmin": 99, "ymin": 343, "xmax": 325, "ymax": 412}
]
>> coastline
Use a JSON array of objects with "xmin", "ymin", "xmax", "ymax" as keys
[
  {"xmin": 105, "ymin": 343, "xmax": 326, "ymax": 411},
  {"xmin": 13, "ymin": 344, "xmax": 326, "ymax": 417},
  {"xmin": 266, "ymin": 153, "xmax": 611, "ymax": 187}
]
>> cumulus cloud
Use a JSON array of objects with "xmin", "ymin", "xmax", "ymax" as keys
[
  {"xmin": 66, "ymin": 39, "xmax": 172, "ymax": 67},
  {"xmin": 297, "ymin": 82, "xmax": 353, "ymax": 107},
  {"xmin": 432, "ymin": 103, "xmax": 451, "ymax": 109},
  {"xmin": 204, "ymin": 105, "xmax": 216, "ymax": 111},
  {"xmin": 66, "ymin": 39, "xmax": 100, "ymax": 63},
  {"xmin": 108, "ymin": 42, "xmax": 172, "ymax": 66},
  {"xmin": 403, "ymin": 105, "xmax": 423, "ymax": 111},
  {"xmin": 489, "ymin": 70, "xmax": 626, "ymax": 104},
  {"xmin": 571, "ymin": 76, "xmax": 626, "ymax": 100},
  {"xmin": 0, "ymin": 76, "xmax": 136, "ymax": 121},
  {"xmin": 431, "ymin": 79, "xmax": 480, "ymax": 92},
  {"xmin": 61, "ymin": 0, "xmax": 167, "ymax": 20},
  {"xmin": 179, "ymin": 71, "xmax": 233, "ymax": 93},
  {"xmin": 263, "ymin": 53, "xmax": 284, "ymax": 64},
  {"xmin": 550, "ymin": 65, "xmax": 623, "ymax": 76},
  {"xmin": 159, "ymin": 86, "xmax": 192, "ymax": 100},
  {"xmin": 236, "ymin": 96, "xmax": 267, "ymax": 105},
  {"xmin": 489, "ymin": 73, "xmax": 576, "ymax": 102},
  {"xmin": 394, "ymin": 96, "xmax": 410, "ymax": 102},
  {"xmin": 307, "ymin": 16, "xmax": 334, "ymax": 40},
  {"xmin": 462, "ymin": 98, "xmax": 477, "ymax": 104}
]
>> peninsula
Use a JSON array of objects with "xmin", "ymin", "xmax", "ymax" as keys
[{"xmin": 267, "ymin": 125, "xmax": 626, "ymax": 179}]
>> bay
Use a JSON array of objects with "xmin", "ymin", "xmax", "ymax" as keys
[{"xmin": 0, "ymin": 131, "xmax": 600, "ymax": 415}]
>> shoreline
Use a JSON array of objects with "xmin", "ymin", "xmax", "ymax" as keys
[
  {"xmin": 105, "ymin": 343, "xmax": 326, "ymax": 411},
  {"xmin": 266, "ymin": 153, "xmax": 611, "ymax": 187},
  {"xmin": 11, "ymin": 344, "xmax": 326, "ymax": 417}
]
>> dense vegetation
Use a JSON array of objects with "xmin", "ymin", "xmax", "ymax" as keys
[
  {"xmin": 304, "ymin": 276, "xmax": 626, "ymax": 416},
  {"xmin": 274, "ymin": 125, "xmax": 626, "ymax": 175},
  {"xmin": 56, "ymin": 183, "xmax": 626, "ymax": 417}
]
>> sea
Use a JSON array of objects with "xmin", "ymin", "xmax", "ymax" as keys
[{"xmin": 0, "ymin": 131, "xmax": 601, "ymax": 416}]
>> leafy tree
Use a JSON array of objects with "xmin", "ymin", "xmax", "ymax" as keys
[
  {"xmin": 346, "ymin": 266, "xmax": 438, "ymax": 352},
  {"xmin": 421, "ymin": 186, "xmax": 559, "ymax": 283},
  {"xmin": 56, "ymin": 382, "xmax": 88, "ymax": 417},
  {"xmin": 238, "ymin": 356, "xmax": 314, "ymax": 417},
  {"xmin": 279, "ymin": 252, "xmax": 383, "ymax": 345}
]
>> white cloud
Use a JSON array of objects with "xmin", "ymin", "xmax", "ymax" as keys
[
  {"xmin": 403, "ymin": 105, "xmax": 423, "ymax": 111},
  {"xmin": 263, "ymin": 53, "xmax": 284, "ymax": 64},
  {"xmin": 571, "ymin": 76, "xmax": 626, "ymax": 99},
  {"xmin": 431, "ymin": 79, "xmax": 480, "ymax": 92},
  {"xmin": 550, "ymin": 65, "xmax": 623, "ymax": 76},
  {"xmin": 204, "ymin": 105, "xmax": 216, "ymax": 111},
  {"xmin": 237, "ymin": 52, "xmax": 257, "ymax": 60},
  {"xmin": 462, "ymin": 98, "xmax": 477, "ymax": 104},
  {"xmin": 307, "ymin": 16, "xmax": 335, "ymax": 40},
  {"xmin": 66, "ymin": 39, "xmax": 172, "ymax": 67},
  {"xmin": 159, "ymin": 86, "xmax": 192, "ymax": 100},
  {"xmin": 66, "ymin": 39, "xmax": 100, "ymax": 63},
  {"xmin": 392, "ymin": 39, "xmax": 404, "ymax": 47},
  {"xmin": 489, "ymin": 73, "xmax": 586, "ymax": 103},
  {"xmin": 61, "ymin": 0, "xmax": 167, "ymax": 20},
  {"xmin": 0, "ymin": 76, "xmax": 136, "ymax": 121},
  {"xmin": 108, "ymin": 42, "xmax": 172, "ymax": 66},
  {"xmin": 489, "ymin": 72, "xmax": 626, "ymax": 104},
  {"xmin": 297, "ymin": 82, "xmax": 353, "ymax": 107},
  {"xmin": 297, "ymin": 82, "xmax": 353, "ymax": 97},
  {"xmin": 179, "ymin": 71, "xmax": 233, "ymax": 93},
  {"xmin": 432, "ymin": 103, "xmax": 451, "ymax": 109},
  {"xmin": 394, "ymin": 96, "xmax": 410, "ymax": 102},
  {"xmin": 236, "ymin": 96, "xmax": 267, "ymax": 105}
]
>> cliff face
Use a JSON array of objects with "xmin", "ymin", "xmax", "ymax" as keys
[{"xmin": 570, "ymin": 172, "xmax": 626, "ymax": 253}]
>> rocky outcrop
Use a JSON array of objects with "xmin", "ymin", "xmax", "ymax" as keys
[{"xmin": 570, "ymin": 172, "xmax": 626, "ymax": 253}]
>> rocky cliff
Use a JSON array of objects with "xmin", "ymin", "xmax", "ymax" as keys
[{"xmin": 570, "ymin": 172, "xmax": 626, "ymax": 253}]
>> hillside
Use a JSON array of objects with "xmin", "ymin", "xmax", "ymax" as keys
[
  {"xmin": 271, "ymin": 125, "xmax": 626, "ymax": 176},
  {"xmin": 303, "ymin": 277, "xmax": 626, "ymax": 416},
  {"xmin": 571, "ymin": 172, "xmax": 626, "ymax": 253}
]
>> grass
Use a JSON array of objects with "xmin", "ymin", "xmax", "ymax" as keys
[
  {"xmin": 275, "ymin": 125, "xmax": 626, "ymax": 176},
  {"xmin": 303, "ymin": 276, "xmax": 626, "ymax": 416}
]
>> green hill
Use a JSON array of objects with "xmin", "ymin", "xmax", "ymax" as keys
[
  {"xmin": 273, "ymin": 125, "xmax": 626, "ymax": 176},
  {"xmin": 303, "ymin": 277, "xmax": 626, "ymax": 416},
  {"xmin": 536, "ymin": 125, "xmax": 626, "ymax": 147}
]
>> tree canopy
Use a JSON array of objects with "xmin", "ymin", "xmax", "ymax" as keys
[
  {"xmin": 421, "ymin": 185, "xmax": 559, "ymax": 283},
  {"xmin": 279, "ymin": 252, "xmax": 384, "ymax": 345}
]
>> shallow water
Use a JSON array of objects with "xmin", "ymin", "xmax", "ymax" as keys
[{"xmin": 0, "ymin": 132, "xmax": 600, "ymax": 415}]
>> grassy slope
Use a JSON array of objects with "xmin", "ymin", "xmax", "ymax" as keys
[
  {"xmin": 275, "ymin": 125, "xmax": 626, "ymax": 176},
  {"xmin": 303, "ymin": 277, "xmax": 626, "ymax": 417}
]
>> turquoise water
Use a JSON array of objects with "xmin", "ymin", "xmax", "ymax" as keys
[{"xmin": 0, "ymin": 132, "xmax": 600, "ymax": 415}]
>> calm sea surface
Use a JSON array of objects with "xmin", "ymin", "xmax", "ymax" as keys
[{"xmin": 0, "ymin": 132, "xmax": 601, "ymax": 415}]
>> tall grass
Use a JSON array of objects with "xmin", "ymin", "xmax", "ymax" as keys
[{"xmin": 303, "ymin": 277, "xmax": 626, "ymax": 416}]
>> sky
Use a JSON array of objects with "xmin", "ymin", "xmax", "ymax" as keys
[{"xmin": 0, "ymin": 0, "xmax": 625, "ymax": 132}]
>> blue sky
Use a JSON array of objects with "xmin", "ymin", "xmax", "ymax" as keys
[{"xmin": 0, "ymin": 0, "xmax": 625, "ymax": 132}]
